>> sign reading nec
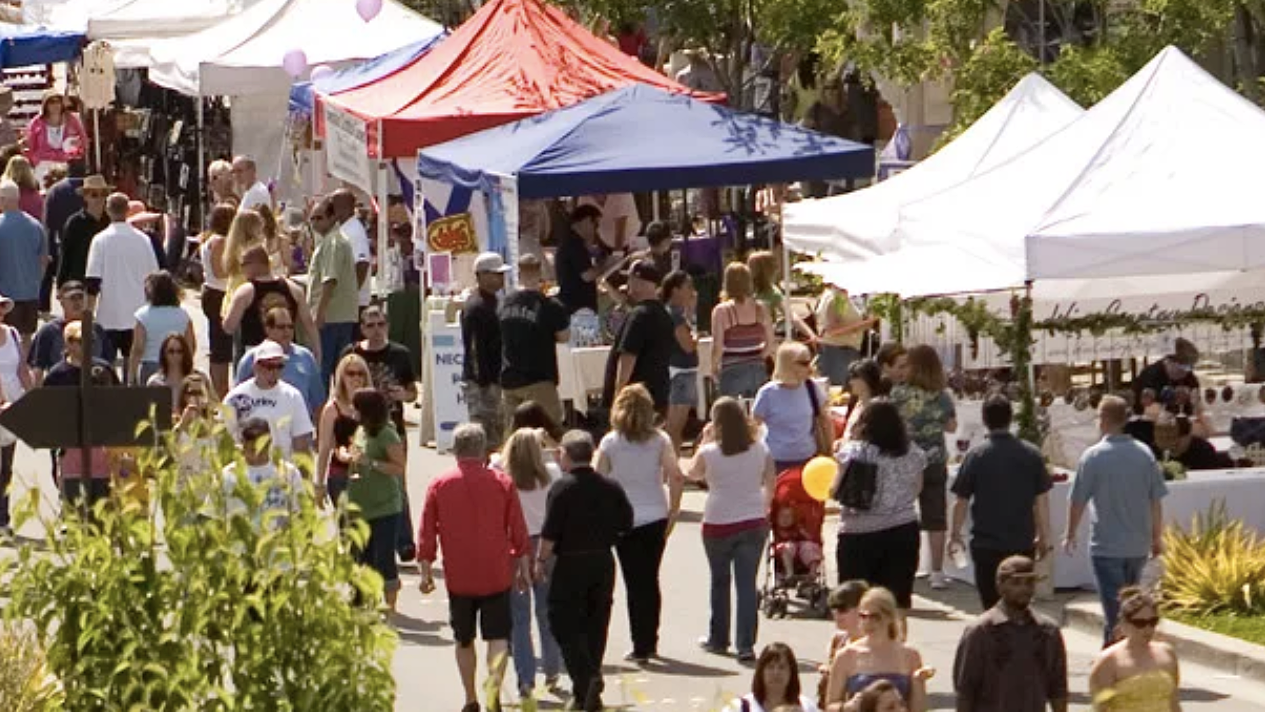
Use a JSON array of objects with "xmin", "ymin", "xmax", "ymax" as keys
[{"xmin": 435, "ymin": 353, "xmax": 464, "ymax": 366}]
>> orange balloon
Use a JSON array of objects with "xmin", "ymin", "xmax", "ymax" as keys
[{"xmin": 802, "ymin": 456, "xmax": 838, "ymax": 502}]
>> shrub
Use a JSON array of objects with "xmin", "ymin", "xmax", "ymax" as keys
[
  {"xmin": 0, "ymin": 418, "xmax": 398, "ymax": 711},
  {"xmin": 1161, "ymin": 500, "xmax": 1265, "ymax": 617},
  {"xmin": 0, "ymin": 622, "xmax": 62, "ymax": 711}
]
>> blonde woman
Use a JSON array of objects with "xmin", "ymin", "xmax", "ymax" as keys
[
  {"xmin": 220, "ymin": 209, "xmax": 266, "ymax": 316},
  {"xmin": 501, "ymin": 429, "xmax": 563, "ymax": 699},
  {"xmin": 2, "ymin": 155, "xmax": 43, "ymax": 218},
  {"xmin": 256, "ymin": 204, "xmax": 294, "ymax": 275},
  {"xmin": 317, "ymin": 352, "xmax": 370, "ymax": 506},
  {"xmin": 825, "ymin": 588, "xmax": 926, "ymax": 712},
  {"xmin": 753, "ymin": 342, "xmax": 833, "ymax": 472},
  {"xmin": 1089, "ymin": 587, "xmax": 1180, "ymax": 712},
  {"xmin": 711, "ymin": 262, "xmax": 774, "ymax": 398},
  {"xmin": 748, "ymin": 250, "xmax": 815, "ymax": 343},
  {"xmin": 595, "ymin": 383, "xmax": 684, "ymax": 663}
]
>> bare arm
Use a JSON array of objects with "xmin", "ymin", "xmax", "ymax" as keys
[
  {"xmin": 221, "ymin": 284, "xmax": 253, "ymax": 334},
  {"xmin": 355, "ymin": 260, "xmax": 369, "ymax": 290},
  {"xmin": 370, "ymin": 441, "xmax": 407, "ymax": 478},
  {"xmin": 950, "ymin": 496, "xmax": 969, "ymax": 543},
  {"xmin": 709, "ymin": 304, "xmax": 726, "ymax": 374},
  {"xmin": 1064, "ymin": 501, "xmax": 1088, "ymax": 552},
  {"xmin": 762, "ymin": 452, "xmax": 776, "ymax": 512},
  {"xmin": 660, "ymin": 433, "xmax": 684, "ymax": 516},
  {"xmin": 907, "ymin": 648, "xmax": 927, "ymax": 712},
  {"xmin": 314, "ymin": 277, "xmax": 335, "ymax": 327},
  {"xmin": 128, "ymin": 323, "xmax": 145, "ymax": 384},
  {"xmin": 184, "ymin": 319, "xmax": 197, "ymax": 357},
  {"xmin": 1088, "ymin": 653, "xmax": 1114, "ymax": 711},
  {"xmin": 1151, "ymin": 498, "xmax": 1165, "ymax": 556},
  {"xmin": 316, "ymin": 403, "xmax": 336, "ymax": 484},
  {"xmin": 758, "ymin": 302, "xmax": 775, "ymax": 358},
  {"xmin": 672, "ymin": 322, "xmax": 696, "ymax": 354},
  {"xmin": 1034, "ymin": 491, "xmax": 1052, "ymax": 555},
  {"xmin": 824, "ymin": 648, "xmax": 856, "ymax": 712},
  {"xmin": 555, "ymin": 328, "xmax": 571, "ymax": 343},
  {"xmin": 614, "ymin": 353, "xmax": 636, "ymax": 394},
  {"xmin": 594, "ymin": 449, "xmax": 611, "ymax": 475},
  {"xmin": 290, "ymin": 281, "xmax": 321, "ymax": 366}
]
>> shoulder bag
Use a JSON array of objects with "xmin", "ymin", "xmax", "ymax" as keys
[
  {"xmin": 836, "ymin": 446, "xmax": 879, "ymax": 511},
  {"xmin": 805, "ymin": 379, "xmax": 835, "ymax": 456}
]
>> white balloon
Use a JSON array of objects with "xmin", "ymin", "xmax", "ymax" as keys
[
  {"xmin": 355, "ymin": 0, "xmax": 382, "ymax": 22},
  {"xmin": 282, "ymin": 49, "xmax": 308, "ymax": 79}
]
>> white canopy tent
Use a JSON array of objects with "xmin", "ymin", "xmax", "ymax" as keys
[
  {"xmin": 803, "ymin": 46, "xmax": 1265, "ymax": 298},
  {"xmin": 783, "ymin": 73, "xmax": 1082, "ymax": 261},
  {"xmin": 82, "ymin": 0, "xmax": 254, "ymax": 68}
]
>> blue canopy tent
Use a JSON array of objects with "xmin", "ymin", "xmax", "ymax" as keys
[
  {"xmin": 0, "ymin": 25, "xmax": 84, "ymax": 68},
  {"xmin": 416, "ymin": 83, "xmax": 875, "ymax": 199},
  {"xmin": 288, "ymin": 33, "xmax": 445, "ymax": 117}
]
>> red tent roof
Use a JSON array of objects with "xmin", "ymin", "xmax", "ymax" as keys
[{"xmin": 324, "ymin": 0, "xmax": 723, "ymax": 158}]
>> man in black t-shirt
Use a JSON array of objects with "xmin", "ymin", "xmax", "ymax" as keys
[
  {"xmin": 555, "ymin": 205, "xmax": 604, "ymax": 314},
  {"xmin": 1131, "ymin": 337, "xmax": 1210, "ymax": 436},
  {"xmin": 499, "ymin": 253, "xmax": 570, "ymax": 427},
  {"xmin": 602, "ymin": 260, "xmax": 674, "ymax": 411},
  {"xmin": 343, "ymin": 304, "xmax": 419, "ymax": 561}
]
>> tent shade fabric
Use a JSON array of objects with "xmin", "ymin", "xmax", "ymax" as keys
[
  {"xmin": 416, "ymin": 84, "xmax": 874, "ymax": 199},
  {"xmin": 148, "ymin": 0, "xmax": 442, "ymax": 97},
  {"xmin": 288, "ymin": 34, "xmax": 444, "ymax": 115},
  {"xmin": 0, "ymin": 24, "xmax": 84, "ymax": 67},
  {"xmin": 83, "ymin": 0, "xmax": 255, "ymax": 68},
  {"xmin": 326, "ymin": 0, "xmax": 723, "ymax": 158},
  {"xmin": 782, "ymin": 73, "xmax": 1082, "ymax": 262},
  {"xmin": 815, "ymin": 46, "xmax": 1265, "ymax": 299}
]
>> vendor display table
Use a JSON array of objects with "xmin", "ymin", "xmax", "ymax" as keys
[
  {"xmin": 915, "ymin": 468, "xmax": 1265, "ymax": 591},
  {"xmin": 557, "ymin": 338, "xmax": 714, "ymax": 414}
]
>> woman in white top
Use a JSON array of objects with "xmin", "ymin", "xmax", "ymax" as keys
[
  {"xmin": 689, "ymin": 396, "xmax": 775, "ymax": 662},
  {"xmin": 200, "ymin": 204, "xmax": 235, "ymax": 397},
  {"xmin": 728, "ymin": 642, "xmax": 822, "ymax": 712},
  {"xmin": 0, "ymin": 295, "xmax": 33, "ymax": 533},
  {"xmin": 595, "ymin": 383, "xmax": 684, "ymax": 663},
  {"xmin": 501, "ymin": 428, "xmax": 563, "ymax": 699}
]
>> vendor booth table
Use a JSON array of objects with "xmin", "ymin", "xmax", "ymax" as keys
[{"xmin": 556, "ymin": 338, "xmax": 714, "ymax": 415}]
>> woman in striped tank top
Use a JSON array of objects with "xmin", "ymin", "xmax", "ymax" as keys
[{"xmin": 711, "ymin": 263, "xmax": 775, "ymax": 399}]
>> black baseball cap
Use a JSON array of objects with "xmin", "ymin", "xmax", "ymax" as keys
[{"xmin": 628, "ymin": 259, "xmax": 662, "ymax": 286}]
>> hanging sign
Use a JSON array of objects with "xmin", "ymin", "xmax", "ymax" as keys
[
  {"xmin": 322, "ymin": 104, "xmax": 373, "ymax": 193},
  {"xmin": 427, "ymin": 312, "xmax": 468, "ymax": 453},
  {"xmin": 426, "ymin": 213, "xmax": 479, "ymax": 254}
]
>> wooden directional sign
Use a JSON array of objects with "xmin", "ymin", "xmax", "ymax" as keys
[{"xmin": 0, "ymin": 385, "xmax": 172, "ymax": 449}]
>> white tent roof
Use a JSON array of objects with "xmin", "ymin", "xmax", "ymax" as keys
[
  {"xmin": 809, "ymin": 47, "xmax": 1265, "ymax": 298},
  {"xmin": 147, "ymin": 0, "xmax": 442, "ymax": 97},
  {"xmin": 782, "ymin": 73, "xmax": 1082, "ymax": 261},
  {"xmin": 82, "ymin": 0, "xmax": 255, "ymax": 68}
]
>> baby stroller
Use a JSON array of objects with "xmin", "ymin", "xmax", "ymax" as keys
[{"xmin": 759, "ymin": 466, "xmax": 830, "ymax": 619}]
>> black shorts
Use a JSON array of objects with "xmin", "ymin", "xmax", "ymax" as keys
[
  {"xmin": 918, "ymin": 461, "xmax": 948, "ymax": 532},
  {"xmin": 10, "ymin": 300, "xmax": 37, "ymax": 336},
  {"xmin": 449, "ymin": 589, "xmax": 512, "ymax": 645},
  {"xmin": 201, "ymin": 287, "xmax": 233, "ymax": 364}
]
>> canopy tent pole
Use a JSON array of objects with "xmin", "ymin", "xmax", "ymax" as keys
[
  {"xmin": 778, "ymin": 187, "xmax": 793, "ymax": 339},
  {"xmin": 196, "ymin": 97, "xmax": 205, "ymax": 222},
  {"xmin": 375, "ymin": 120, "xmax": 388, "ymax": 299},
  {"xmin": 92, "ymin": 110, "xmax": 101, "ymax": 172}
]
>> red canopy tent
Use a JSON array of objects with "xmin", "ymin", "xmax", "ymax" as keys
[{"xmin": 322, "ymin": 0, "xmax": 723, "ymax": 159}]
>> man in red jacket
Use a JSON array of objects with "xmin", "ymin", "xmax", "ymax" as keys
[{"xmin": 419, "ymin": 422, "xmax": 531, "ymax": 712}]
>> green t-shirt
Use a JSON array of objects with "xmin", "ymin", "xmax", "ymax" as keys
[
  {"xmin": 348, "ymin": 425, "xmax": 403, "ymax": 521},
  {"xmin": 306, "ymin": 230, "xmax": 360, "ymax": 324},
  {"xmin": 756, "ymin": 286, "xmax": 785, "ymax": 321}
]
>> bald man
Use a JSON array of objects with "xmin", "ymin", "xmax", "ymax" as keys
[
  {"xmin": 331, "ymin": 189, "xmax": 371, "ymax": 310},
  {"xmin": 232, "ymin": 155, "xmax": 270, "ymax": 213}
]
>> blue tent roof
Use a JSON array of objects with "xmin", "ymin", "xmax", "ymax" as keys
[
  {"xmin": 415, "ymin": 84, "xmax": 875, "ymax": 198},
  {"xmin": 0, "ymin": 25, "xmax": 83, "ymax": 68},
  {"xmin": 288, "ymin": 33, "xmax": 445, "ymax": 116}
]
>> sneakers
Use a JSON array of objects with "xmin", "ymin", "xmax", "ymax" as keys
[
  {"xmin": 929, "ymin": 571, "xmax": 950, "ymax": 590},
  {"xmin": 697, "ymin": 637, "xmax": 727, "ymax": 655},
  {"xmin": 736, "ymin": 650, "xmax": 757, "ymax": 663},
  {"xmin": 623, "ymin": 650, "xmax": 651, "ymax": 665}
]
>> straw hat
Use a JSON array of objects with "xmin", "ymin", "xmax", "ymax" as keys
[{"xmin": 76, "ymin": 175, "xmax": 111, "ymax": 194}]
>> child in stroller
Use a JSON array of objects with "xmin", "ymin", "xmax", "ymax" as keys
[{"xmin": 761, "ymin": 467, "xmax": 830, "ymax": 618}]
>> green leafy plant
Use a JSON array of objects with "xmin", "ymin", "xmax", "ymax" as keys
[
  {"xmin": 0, "ymin": 622, "xmax": 62, "ymax": 712},
  {"xmin": 1, "ymin": 419, "xmax": 397, "ymax": 711},
  {"xmin": 1161, "ymin": 500, "xmax": 1265, "ymax": 617}
]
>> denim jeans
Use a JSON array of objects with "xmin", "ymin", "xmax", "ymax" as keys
[
  {"xmin": 319, "ymin": 322, "xmax": 356, "ymax": 387},
  {"xmin": 512, "ymin": 536, "xmax": 563, "ymax": 689},
  {"xmin": 818, "ymin": 344, "xmax": 860, "ymax": 386},
  {"xmin": 718, "ymin": 361, "xmax": 767, "ymax": 399},
  {"xmin": 1092, "ymin": 555, "xmax": 1147, "ymax": 645},
  {"xmin": 702, "ymin": 525, "xmax": 768, "ymax": 655}
]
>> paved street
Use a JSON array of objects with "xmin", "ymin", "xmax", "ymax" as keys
[{"xmin": 11, "ymin": 429, "xmax": 1264, "ymax": 711}]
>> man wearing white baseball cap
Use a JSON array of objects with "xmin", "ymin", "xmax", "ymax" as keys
[
  {"xmin": 460, "ymin": 252, "xmax": 512, "ymax": 449},
  {"xmin": 223, "ymin": 340, "xmax": 314, "ymax": 460}
]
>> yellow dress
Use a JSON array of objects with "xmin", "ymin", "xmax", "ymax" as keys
[{"xmin": 1094, "ymin": 669, "xmax": 1176, "ymax": 712}]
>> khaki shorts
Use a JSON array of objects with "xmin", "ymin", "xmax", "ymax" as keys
[{"xmin": 502, "ymin": 381, "xmax": 564, "ymax": 430}]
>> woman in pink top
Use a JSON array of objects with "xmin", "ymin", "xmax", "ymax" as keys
[
  {"xmin": 27, "ymin": 92, "xmax": 87, "ymax": 169},
  {"xmin": 2, "ymin": 156, "xmax": 43, "ymax": 219}
]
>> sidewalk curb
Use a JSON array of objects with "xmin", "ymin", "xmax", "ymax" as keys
[{"xmin": 1063, "ymin": 600, "xmax": 1265, "ymax": 684}]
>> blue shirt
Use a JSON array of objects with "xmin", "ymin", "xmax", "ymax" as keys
[
  {"xmin": 236, "ymin": 342, "xmax": 324, "ymax": 415},
  {"xmin": 134, "ymin": 305, "xmax": 190, "ymax": 363},
  {"xmin": 1070, "ymin": 434, "xmax": 1169, "ymax": 558},
  {"xmin": 752, "ymin": 380, "xmax": 826, "ymax": 464},
  {"xmin": 0, "ymin": 209, "xmax": 46, "ymax": 300}
]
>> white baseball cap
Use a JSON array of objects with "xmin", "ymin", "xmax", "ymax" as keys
[
  {"xmin": 254, "ymin": 340, "xmax": 289, "ymax": 363},
  {"xmin": 474, "ymin": 252, "xmax": 512, "ymax": 274}
]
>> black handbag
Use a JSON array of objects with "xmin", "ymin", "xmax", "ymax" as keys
[
  {"xmin": 1231, "ymin": 416, "xmax": 1265, "ymax": 447},
  {"xmin": 836, "ymin": 453, "xmax": 879, "ymax": 511}
]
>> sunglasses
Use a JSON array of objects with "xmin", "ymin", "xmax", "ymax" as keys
[
  {"xmin": 258, "ymin": 362, "xmax": 285, "ymax": 372},
  {"xmin": 346, "ymin": 370, "xmax": 368, "ymax": 378},
  {"xmin": 268, "ymin": 323, "xmax": 295, "ymax": 331},
  {"xmin": 858, "ymin": 611, "xmax": 883, "ymax": 620},
  {"xmin": 1127, "ymin": 616, "xmax": 1160, "ymax": 629},
  {"xmin": 165, "ymin": 347, "xmax": 186, "ymax": 354},
  {"xmin": 795, "ymin": 359, "xmax": 813, "ymax": 366}
]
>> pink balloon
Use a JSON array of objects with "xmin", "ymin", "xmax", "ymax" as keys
[
  {"xmin": 355, "ymin": 0, "xmax": 382, "ymax": 22},
  {"xmin": 310, "ymin": 64, "xmax": 334, "ymax": 80},
  {"xmin": 282, "ymin": 49, "xmax": 308, "ymax": 79}
]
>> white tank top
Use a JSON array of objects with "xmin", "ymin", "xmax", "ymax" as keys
[
  {"xmin": 200, "ymin": 235, "xmax": 228, "ymax": 291},
  {"xmin": 0, "ymin": 326, "xmax": 24, "ymax": 402}
]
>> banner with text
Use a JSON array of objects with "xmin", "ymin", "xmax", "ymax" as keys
[
  {"xmin": 323, "ymin": 104, "xmax": 373, "ymax": 193},
  {"xmin": 427, "ymin": 312, "xmax": 468, "ymax": 453}
]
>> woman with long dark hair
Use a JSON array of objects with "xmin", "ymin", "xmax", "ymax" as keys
[
  {"xmin": 842, "ymin": 358, "xmax": 885, "ymax": 446},
  {"xmin": 728, "ymin": 642, "xmax": 821, "ymax": 711},
  {"xmin": 146, "ymin": 333, "xmax": 202, "ymax": 411},
  {"xmin": 346, "ymin": 388, "xmax": 406, "ymax": 611},
  {"xmin": 130, "ymin": 270, "xmax": 194, "ymax": 385},
  {"xmin": 832, "ymin": 399, "xmax": 925, "ymax": 608},
  {"xmin": 689, "ymin": 396, "xmax": 775, "ymax": 662},
  {"xmin": 200, "ymin": 203, "xmax": 237, "ymax": 397}
]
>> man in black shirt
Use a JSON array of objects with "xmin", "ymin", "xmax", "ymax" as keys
[
  {"xmin": 555, "ymin": 205, "xmax": 603, "ymax": 314},
  {"xmin": 1131, "ymin": 337, "xmax": 1209, "ymax": 436},
  {"xmin": 536, "ymin": 430, "xmax": 633, "ymax": 712},
  {"xmin": 601, "ymin": 260, "xmax": 674, "ymax": 411},
  {"xmin": 56, "ymin": 175, "xmax": 109, "ymax": 286},
  {"xmin": 499, "ymin": 253, "xmax": 570, "ymax": 426},
  {"xmin": 461, "ymin": 252, "xmax": 510, "ymax": 448},
  {"xmin": 343, "ymin": 305, "xmax": 419, "ymax": 560},
  {"xmin": 949, "ymin": 394, "xmax": 1052, "ymax": 609}
]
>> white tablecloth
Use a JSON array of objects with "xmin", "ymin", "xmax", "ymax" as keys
[
  {"xmin": 918, "ymin": 468, "xmax": 1265, "ymax": 591},
  {"xmin": 557, "ymin": 338, "xmax": 714, "ymax": 414}
]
